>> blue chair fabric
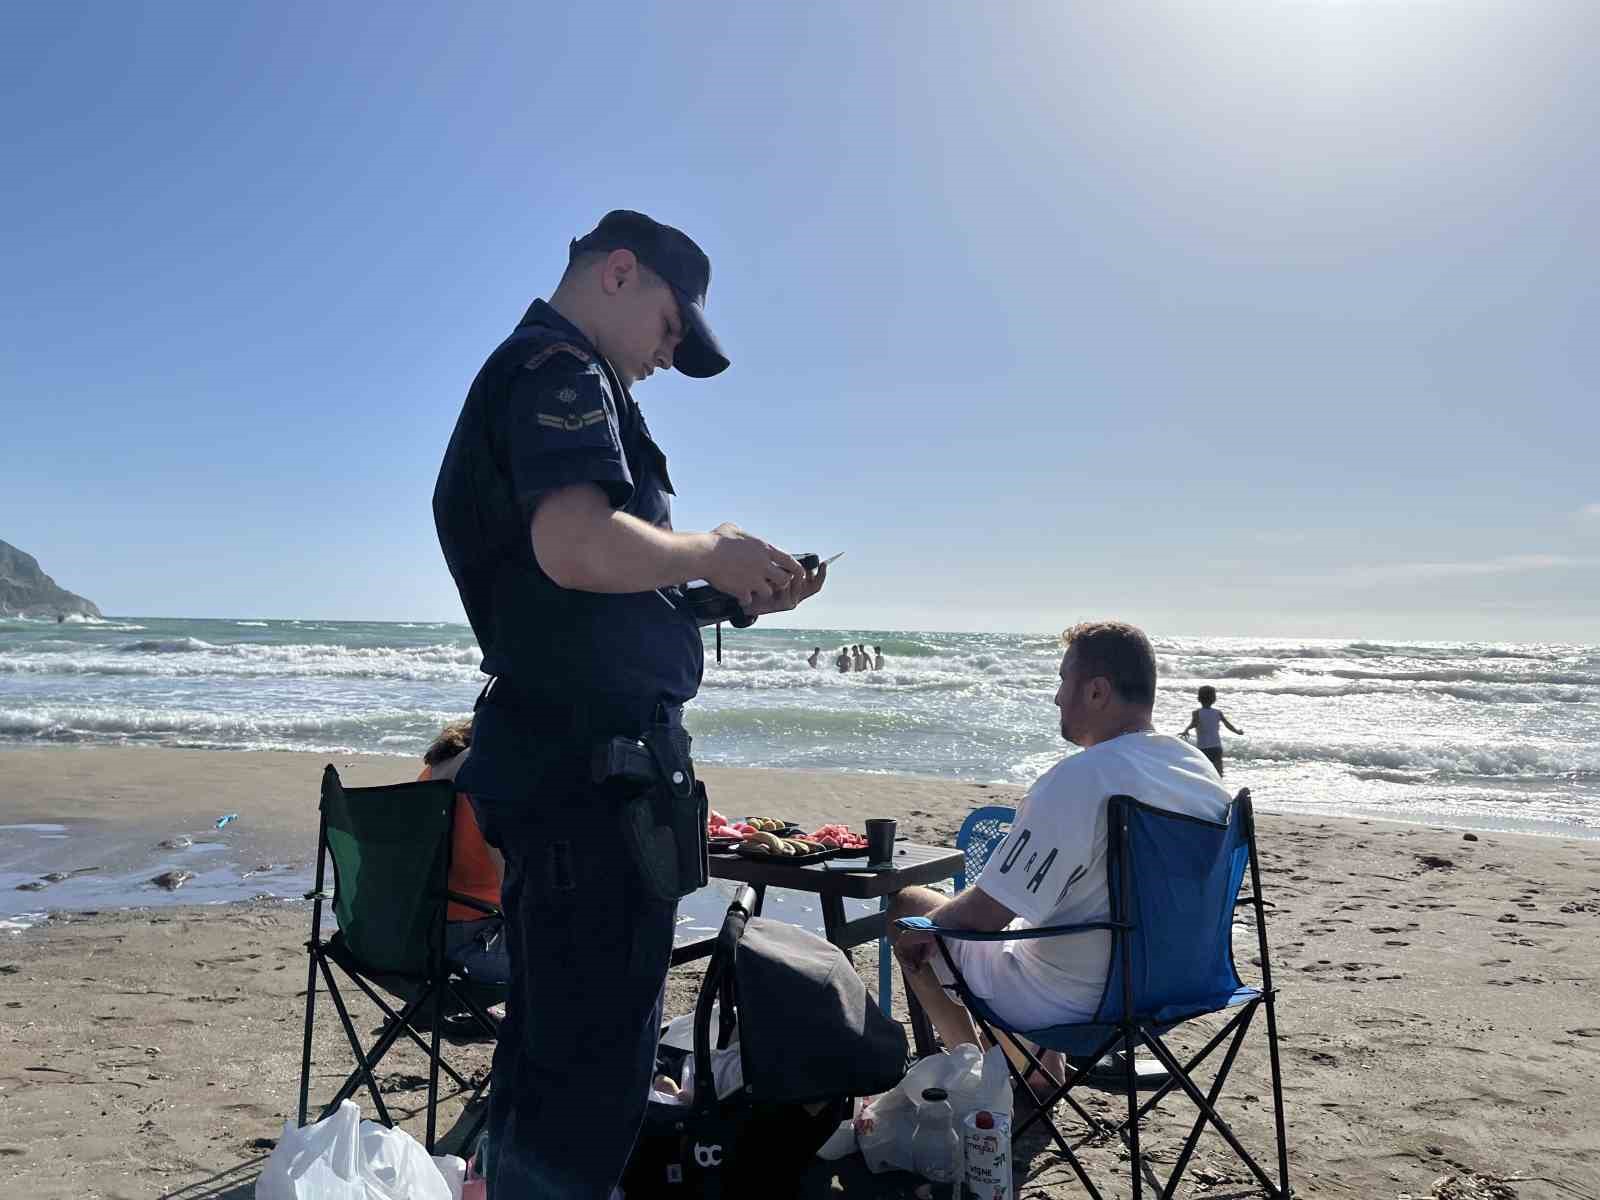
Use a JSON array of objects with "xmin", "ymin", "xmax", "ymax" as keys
[{"xmin": 897, "ymin": 789, "xmax": 1290, "ymax": 1200}]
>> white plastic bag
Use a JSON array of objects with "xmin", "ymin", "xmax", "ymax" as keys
[
  {"xmin": 256, "ymin": 1100, "xmax": 465, "ymax": 1200},
  {"xmin": 850, "ymin": 1045, "xmax": 1014, "ymax": 1174}
]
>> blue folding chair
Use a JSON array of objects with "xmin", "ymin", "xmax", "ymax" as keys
[
  {"xmin": 954, "ymin": 803, "xmax": 1015, "ymax": 892},
  {"xmin": 898, "ymin": 789, "xmax": 1290, "ymax": 1200}
]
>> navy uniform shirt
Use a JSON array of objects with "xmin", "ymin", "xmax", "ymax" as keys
[{"xmin": 433, "ymin": 299, "xmax": 703, "ymax": 707}]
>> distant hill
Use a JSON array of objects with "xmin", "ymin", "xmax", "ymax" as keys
[{"xmin": 0, "ymin": 540, "xmax": 102, "ymax": 619}]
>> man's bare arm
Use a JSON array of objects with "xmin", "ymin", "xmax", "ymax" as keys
[
  {"xmin": 530, "ymin": 482, "xmax": 822, "ymax": 611},
  {"xmin": 896, "ymin": 883, "xmax": 1017, "ymax": 971}
]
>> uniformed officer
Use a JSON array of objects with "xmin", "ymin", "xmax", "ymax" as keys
[{"xmin": 433, "ymin": 210, "xmax": 826, "ymax": 1198}]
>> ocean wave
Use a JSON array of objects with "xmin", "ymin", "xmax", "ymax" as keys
[
  {"xmin": 1216, "ymin": 663, "xmax": 1279, "ymax": 679},
  {"xmin": 0, "ymin": 703, "xmax": 453, "ymax": 753},
  {"xmin": 1328, "ymin": 666, "xmax": 1597, "ymax": 687},
  {"xmin": 120, "ymin": 637, "xmax": 222, "ymax": 654},
  {"xmin": 1, "ymin": 639, "xmax": 485, "ymax": 682},
  {"xmin": 1238, "ymin": 737, "xmax": 1600, "ymax": 779},
  {"xmin": 1157, "ymin": 678, "xmax": 1595, "ymax": 706},
  {"xmin": 235, "ymin": 621, "xmax": 269, "ymax": 627}
]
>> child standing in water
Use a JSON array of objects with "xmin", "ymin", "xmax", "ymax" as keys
[{"xmin": 1181, "ymin": 685, "xmax": 1244, "ymax": 776}]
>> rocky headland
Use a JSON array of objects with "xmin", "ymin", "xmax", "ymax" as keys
[{"xmin": 0, "ymin": 539, "xmax": 102, "ymax": 618}]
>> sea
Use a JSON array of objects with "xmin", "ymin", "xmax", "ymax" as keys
[{"xmin": 3, "ymin": 614, "xmax": 1598, "ymax": 839}]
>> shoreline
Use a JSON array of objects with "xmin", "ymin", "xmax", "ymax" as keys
[{"xmin": 3, "ymin": 741, "xmax": 1595, "ymax": 845}]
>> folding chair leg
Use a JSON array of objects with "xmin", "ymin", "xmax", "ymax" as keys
[
  {"xmin": 323, "ymin": 986, "xmax": 440, "ymax": 1116},
  {"xmin": 426, "ymin": 966, "xmax": 445, "ymax": 1152},
  {"xmin": 315, "ymin": 956, "xmax": 393, "ymax": 1127},
  {"xmin": 342, "ymin": 968, "xmax": 475, "ymax": 1091},
  {"xmin": 1141, "ymin": 1030, "xmax": 1284, "ymax": 1199},
  {"xmin": 1262, "ymin": 991, "xmax": 1292, "ymax": 1198},
  {"xmin": 1160, "ymin": 1010, "xmax": 1256, "ymax": 1200},
  {"xmin": 1123, "ymin": 1024, "xmax": 1143, "ymax": 1200},
  {"xmin": 298, "ymin": 945, "xmax": 322, "ymax": 1127},
  {"xmin": 1121, "ymin": 1003, "xmax": 1252, "ymax": 1133}
]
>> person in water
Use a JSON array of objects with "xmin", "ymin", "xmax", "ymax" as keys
[{"xmin": 1179, "ymin": 684, "xmax": 1244, "ymax": 776}]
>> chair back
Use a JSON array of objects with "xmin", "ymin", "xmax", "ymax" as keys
[
  {"xmin": 1096, "ymin": 791, "xmax": 1252, "ymax": 1026},
  {"xmin": 953, "ymin": 804, "xmax": 1016, "ymax": 892},
  {"xmin": 319, "ymin": 765, "xmax": 456, "ymax": 976}
]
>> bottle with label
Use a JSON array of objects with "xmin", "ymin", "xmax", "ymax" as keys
[
  {"xmin": 911, "ymin": 1086, "xmax": 962, "ymax": 1196},
  {"xmin": 962, "ymin": 1108, "xmax": 1014, "ymax": 1200}
]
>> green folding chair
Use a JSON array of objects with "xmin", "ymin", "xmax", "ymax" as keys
[{"xmin": 297, "ymin": 764, "xmax": 505, "ymax": 1151}]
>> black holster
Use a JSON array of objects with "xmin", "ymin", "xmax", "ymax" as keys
[{"xmin": 592, "ymin": 717, "xmax": 708, "ymax": 903}]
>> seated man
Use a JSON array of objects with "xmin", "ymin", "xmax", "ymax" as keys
[
  {"xmin": 890, "ymin": 621, "xmax": 1231, "ymax": 1081},
  {"xmin": 417, "ymin": 718, "xmax": 510, "ymax": 985}
]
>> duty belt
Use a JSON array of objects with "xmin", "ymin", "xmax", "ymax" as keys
[{"xmin": 474, "ymin": 676, "xmax": 682, "ymax": 738}]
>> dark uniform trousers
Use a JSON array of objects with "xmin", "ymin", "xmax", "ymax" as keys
[{"xmin": 460, "ymin": 697, "xmax": 681, "ymax": 1198}]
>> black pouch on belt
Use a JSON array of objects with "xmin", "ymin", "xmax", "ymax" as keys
[{"xmin": 593, "ymin": 720, "xmax": 708, "ymax": 902}]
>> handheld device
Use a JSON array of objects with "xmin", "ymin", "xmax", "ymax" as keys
[{"xmin": 682, "ymin": 552, "xmax": 827, "ymax": 628}]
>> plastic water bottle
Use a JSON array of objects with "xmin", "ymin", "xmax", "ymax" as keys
[{"xmin": 911, "ymin": 1086, "xmax": 961, "ymax": 1196}]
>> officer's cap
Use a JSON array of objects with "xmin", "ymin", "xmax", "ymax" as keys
[{"xmin": 570, "ymin": 210, "xmax": 729, "ymax": 378}]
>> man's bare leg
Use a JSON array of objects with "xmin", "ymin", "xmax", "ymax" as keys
[
  {"xmin": 886, "ymin": 887, "xmax": 983, "ymax": 1051},
  {"xmin": 886, "ymin": 886, "xmax": 1065, "ymax": 1093}
]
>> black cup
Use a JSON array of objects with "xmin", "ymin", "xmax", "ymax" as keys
[{"xmin": 865, "ymin": 818, "xmax": 897, "ymax": 866}]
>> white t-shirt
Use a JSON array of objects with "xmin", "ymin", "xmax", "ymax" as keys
[{"xmin": 968, "ymin": 732, "xmax": 1232, "ymax": 1024}]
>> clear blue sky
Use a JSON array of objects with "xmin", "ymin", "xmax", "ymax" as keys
[{"xmin": 5, "ymin": 2, "xmax": 1596, "ymax": 640}]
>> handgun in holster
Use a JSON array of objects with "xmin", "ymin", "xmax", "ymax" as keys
[{"xmin": 592, "ymin": 722, "xmax": 708, "ymax": 902}]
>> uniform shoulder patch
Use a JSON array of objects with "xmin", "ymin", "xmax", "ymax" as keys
[
  {"xmin": 522, "ymin": 363, "xmax": 611, "ymax": 436},
  {"xmin": 521, "ymin": 341, "xmax": 593, "ymax": 372}
]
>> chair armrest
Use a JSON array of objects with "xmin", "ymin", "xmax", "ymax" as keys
[
  {"xmin": 446, "ymin": 890, "xmax": 503, "ymax": 920},
  {"xmin": 895, "ymin": 915, "xmax": 1130, "ymax": 942}
]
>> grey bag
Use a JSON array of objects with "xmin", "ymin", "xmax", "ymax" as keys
[{"xmin": 733, "ymin": 918, "xmax": 908, "ymax": 1104}]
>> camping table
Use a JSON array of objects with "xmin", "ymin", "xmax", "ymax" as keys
[{"xmin": 671, "ymin": 841, "xmax": 964, "ymax": 1057}]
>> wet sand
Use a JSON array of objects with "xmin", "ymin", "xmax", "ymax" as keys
[{"xmin": 2, "ymin": 745, "xmax": 1598, "ymax": 1199}]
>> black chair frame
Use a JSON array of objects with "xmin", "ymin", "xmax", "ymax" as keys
[{"xmin": 296, "ymin": 792, "xmax": 504, "ymax": 1153}]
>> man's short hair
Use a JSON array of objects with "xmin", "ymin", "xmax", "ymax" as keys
[
  {"xmin": 1198, "ymin": 685, "xmax": 1217, "ymax": 705},
  {"xmin": 423, "ymin": 717, "xmax": 473, "ymax": 766},
  {"xmin": 560, "ymin": 246, "xmax": 667, "ymax": 290},
  {"xmin": 1061, "ymin": 621, "xmax": 1157, "ymax": 706}
]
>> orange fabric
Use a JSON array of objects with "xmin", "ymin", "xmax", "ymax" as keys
[{"xmin": 418, "ymin": 764, "xmax": 503, "ymax": 921}]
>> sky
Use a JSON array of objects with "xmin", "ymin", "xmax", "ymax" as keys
[{"xmin": 3, "ymin": 1, "xmax": 1597, "ymax": 641}]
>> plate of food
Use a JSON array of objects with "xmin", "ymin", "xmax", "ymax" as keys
[
  {"xmin": 807, "ymin": 822, "xmax": 871, "ymax": 855},
  {"xmin": 734, "ymin": 831, "xmax": 842, "ymax": 864},
  {"xmin": 741, "ymin": 815, "xmax": 802, "ymax": 837}
]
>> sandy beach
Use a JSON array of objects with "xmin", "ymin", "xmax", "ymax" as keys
[{"xmin": 2, "ymin": 745, "xmax": 1598, "ymax": 1199}]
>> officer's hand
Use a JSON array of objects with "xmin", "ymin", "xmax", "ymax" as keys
[
  {"xmin": 705, "ymin": 523, "xmax": 804, "ymax": 611},
  {"xmin": 743, "ymin": 558, "xmax": 827, "ymax": 617}
]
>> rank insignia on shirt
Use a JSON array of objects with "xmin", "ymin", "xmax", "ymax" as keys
[{"xmin": 537, "ymin": 408, "xmax": 607, "ymax": 432}]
